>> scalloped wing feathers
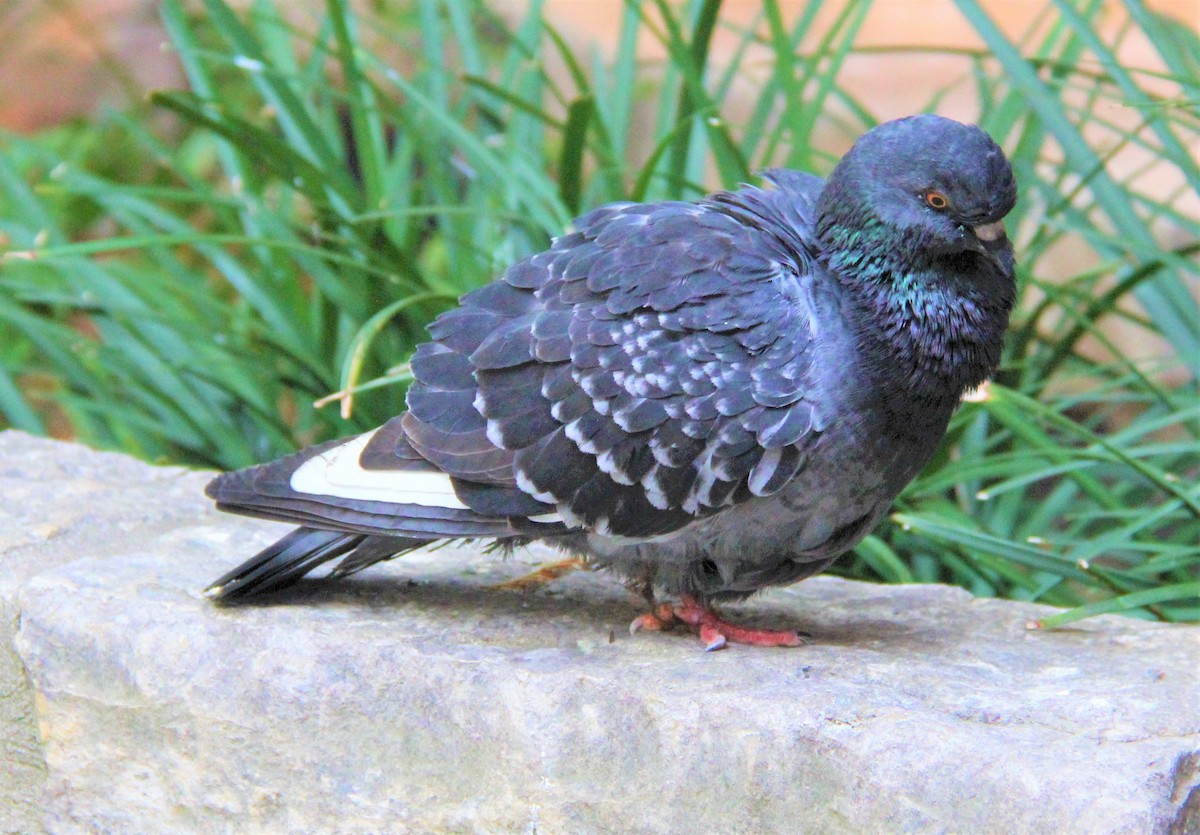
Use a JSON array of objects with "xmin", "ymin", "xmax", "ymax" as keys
[
  {"xmin": 206, "ymin": 177, "xmax": 828, "ymax": 545},
  {"xmin": 407, "ymin": 184, "xmax": 826, "ymax": 536}
]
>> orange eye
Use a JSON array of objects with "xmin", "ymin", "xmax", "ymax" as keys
[{"xmin": 924, "ymin": 190, "xmax": 950, "ymax": 210}]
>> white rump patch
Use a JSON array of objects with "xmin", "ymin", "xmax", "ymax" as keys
[{"xmin": 290, "ymin": 430, "xmax": 469, "ymax": 509}]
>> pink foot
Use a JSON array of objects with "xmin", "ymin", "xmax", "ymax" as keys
[{"xmin": 629, "ymin": 595, "xmax": 806, "ymax": 651}]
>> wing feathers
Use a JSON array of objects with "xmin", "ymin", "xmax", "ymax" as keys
[{"xmin": 211, "ymin": 176, "xmax": 828, "ymax": 559}]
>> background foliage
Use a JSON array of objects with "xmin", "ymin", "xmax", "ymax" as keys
[{"xmin": 0, "ymin": 0, "xmax": 1196, "ymax": 625}]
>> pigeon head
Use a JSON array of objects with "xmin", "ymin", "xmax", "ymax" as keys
[{"xmin": 815, "ymin": 114, "xmax": 1017, "ymax": 274}]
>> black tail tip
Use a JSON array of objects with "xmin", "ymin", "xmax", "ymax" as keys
[
  {"xmin": 202, "ymin": 527, "xmax": 361, "ymax": 603},
  {"xmin": 201, "ymin": 581, "xmax": 236, "ymax": 603}
]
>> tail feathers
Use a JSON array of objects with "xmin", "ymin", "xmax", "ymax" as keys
[
  {"xmin": 204, "ymin": 527, "xmax": 426, "ymax": 602},
  {"xmin": 328, "ymin": 535, "xmax": 427, "ymax": 579},
  {"xmin": 204, "ymin": 434, "xmax": 518, "ymax": 539},
  {"xmin": 210, "ymin": 491, "xmax": 508, "ymax": 538}
]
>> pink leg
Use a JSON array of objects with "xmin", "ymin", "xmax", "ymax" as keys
[{"xmin": 629, "ymin": 594, "xmax": 805, "ymax": 651}]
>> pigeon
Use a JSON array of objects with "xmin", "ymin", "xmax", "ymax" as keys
[{"xmin": 204, "ymin": 114, "xmax": 1017, "ymax": 649}]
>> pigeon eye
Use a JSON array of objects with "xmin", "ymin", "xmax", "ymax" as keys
[{"xmin": 924, "ymin": 190, "xmax": 950, "ymax": 210}]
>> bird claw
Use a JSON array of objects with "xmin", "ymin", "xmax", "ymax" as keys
[
  {"xmin": 628, "ymin": 603, "xmax": 677, "ymax": 635},
  {"xmin": 699, "ymin": 624, "xmax": 727, "ymax": 652},
  {"xmin": 629, "ymin": 594, "xmax": 805, "ymax": 650}
]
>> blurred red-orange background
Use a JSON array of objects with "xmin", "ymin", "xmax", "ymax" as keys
[{"xmin": 3, "ymin": 1, "xmax": 1197, "ymax": 131}]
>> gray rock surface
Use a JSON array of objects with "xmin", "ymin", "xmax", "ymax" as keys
[
  {"xmin": 0, "ymin": 431, "xmax": 213, "ymax": 835},
  {"xmin": 3, "ymin": 431, "xmax": 1199, "ymax": 833}
]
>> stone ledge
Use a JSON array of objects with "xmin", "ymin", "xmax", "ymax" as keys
[
  {"xmin": 0, "ymin": 431, "xmax": 216, "ymax": 835},
  {"xmin": 2, "ymin": 431, "xmax": 1199, "ymax": 833}
]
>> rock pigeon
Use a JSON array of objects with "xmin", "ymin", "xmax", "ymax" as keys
[{"xmin": 204, "ymin": 114, "xmax": 1017, "ymax": 649}]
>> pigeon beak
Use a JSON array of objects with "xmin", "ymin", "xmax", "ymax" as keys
[{"xmin": 971, "ymin": 220, "xmax": 1006, "ymax": 243}]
